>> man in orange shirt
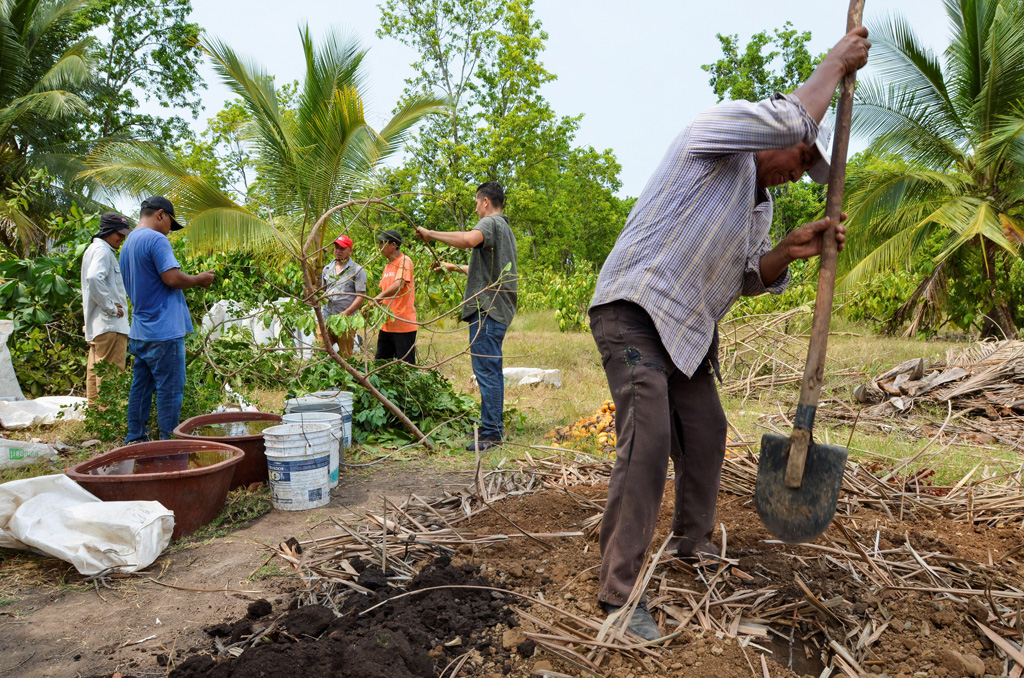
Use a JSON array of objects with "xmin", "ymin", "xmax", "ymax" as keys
[{"xmin": 373, "ymin": 229, "xmax": 417, "ymax": 364}]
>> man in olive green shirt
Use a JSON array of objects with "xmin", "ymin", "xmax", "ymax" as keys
[{"xmin": 415, "ymin": 181, "xmax": 518, "ymax": 451}]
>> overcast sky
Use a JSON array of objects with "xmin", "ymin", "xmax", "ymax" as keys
[{"xmin": 175, "ymin": 0, "xmax": 953, "ymax": 197}]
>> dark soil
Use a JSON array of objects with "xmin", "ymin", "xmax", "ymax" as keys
[
  {"xmin": 170, "ymin": 557, "xmax": 518, "ymax": 678},
  {"xmin": 169, "ymin": 481, "xmax": 1024, "ymax": 678}
]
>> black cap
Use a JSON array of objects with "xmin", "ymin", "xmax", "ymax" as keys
[
  {"xmin": 141, "ymin": 196, "xmax": 183, "ymax": 231},
  {"xmin": 95, "ymin": 212, "xmax": 133, "ymax": 240},
  {"xmin": 377, "ymin": 229, "xmax": 403, "ymax": 245}
]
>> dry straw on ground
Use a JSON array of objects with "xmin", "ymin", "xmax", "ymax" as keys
[{"xmin": 265, "ymin": 444, "xmax": 1024, "ymax": 677}]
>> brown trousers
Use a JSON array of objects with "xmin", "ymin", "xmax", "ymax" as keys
[
  {"xmin": 86, "ymin": 332, "xmax": 129, "ymax": 402},
  {"xmin": 318, "ymin": 324, "xmax": 355, "ymax": 359},
  {"xmin": 590, "ymin": 301, "xmax": 727, "ymax": 605}
]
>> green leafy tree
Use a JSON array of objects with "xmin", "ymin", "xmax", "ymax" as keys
[
  {"xmin": 82, "ymin": 26, "xmax": 445, "ymax": 263},
  {"xmin": 701, "ymin": 21, "xmax": 828, "ymax": 245},
  {"xmin": 73, "ymin": 0, "xmax": 204, "ymax": 145},
  {"xmin": 840, "ymin": 0, "xmax": 1024, "ymax": 338},
  {"xmin": 378, "ymin": 0, "xmax": 628, "ymax": 272},
  {"xmin": 0, "ymin": 0, "xmax": 93, "ymax": 255},
  {"xmin": 702, "ymin": 21, "xmax": 822, "ymax": 103}
]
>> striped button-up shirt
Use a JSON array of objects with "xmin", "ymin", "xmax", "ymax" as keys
[{"xmin": 591, "ymin": 93, "xmax": 818, "ymax": 377}]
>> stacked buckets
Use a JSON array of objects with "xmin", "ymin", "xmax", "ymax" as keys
[
  {"xmin": 285, "ymin": 390, "xmax": 354, "ymax": 451},
  {"xmin": 263, "ymin": 391, "xmax": 354, "ymax": 511},
  {"xmin": 262, "ymin": 422, "xmax": 333, "ymax": 510},
  {"xmin": 282, "ymin": 411, "xmax": 342, "ymax": 487}
]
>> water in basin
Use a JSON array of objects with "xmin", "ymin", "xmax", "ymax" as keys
[
  {"xmin": 87, "ymin": 449, "xmax": 236, "ymax": 475},
  {"xmin": 188, "ymin": 420, "xmax": 278, "ymax": 437}
]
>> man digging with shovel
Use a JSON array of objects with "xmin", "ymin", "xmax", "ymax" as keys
[{"xmin": 589, "ymin": 26, "xmax": 871, "ymax": 641}]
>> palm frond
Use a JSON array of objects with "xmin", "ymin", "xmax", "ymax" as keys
[
  {"xmin": 866, "ymin": 12, "xmax": 965, "ymax": 137},
  {"xmin": 17, "ymin": 0, "xmax": 91, "ymax": 58},
  {"xmin": 837, "ymin": 214, "xmax": 934, "ymax": 291},
  {"xmin": 0, "ymin": 10, "xmax": 29, "ymax": 101},
  {"xmin": 854, "ymin": 80, "xmax": 968, "ymax": 169},
  {"xmin": 30, "ymin": 36, "xmax": 91, "ymax": 92},
  {"xmin": 943, "ymin": 0, "xmax": 999, "ymax": 106},
  {"xmin": 933, "ymin": 197, "xmax": 1019, "ymax": 262},
  {"xmin": 0, "ymin": 89, "xmax": 86, "ymax": 139},
  {"xmin": 972, "ymin": 2, "xmax": 1024, "ymax": 138}
]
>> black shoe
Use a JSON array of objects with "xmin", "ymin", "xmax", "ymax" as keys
[
  {"xmin": 600, "ymin": 600, "xmax": 662, "ymax": 642},
  {"xmin": 465, "ymin": 438, "xmax": 502, "ymax": 452},
  {"xmin": 669, "ymin": 535, "xmax": 721, "ymax": 562}
]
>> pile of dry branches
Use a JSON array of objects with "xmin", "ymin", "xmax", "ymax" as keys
[
  {"xmin": 846, "ymin": 340, "xmax": 1024, "ymax": 450},
  {"xmin": 718, "ymin": 309, "xmax": 866, "ymax": 400},
  {"xmin": 264, "ymin": 448, "xmax": 1024, "ymax": 677}
]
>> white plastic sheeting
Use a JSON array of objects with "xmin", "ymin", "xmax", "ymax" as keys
[
  {"xmin": 0, "ymin": 396, "xmax": 87, "ymax": 429},
  {"xmin": 471, "ymin": 367, "xmax": 562, "ymax": 388},
  {"xmin": 201, "ymin": 298, "xmax": 318, "ymax": 358},
  {"xmin": 0, "ymin": 475, "xmax": 173, "ymax": 575},
  {"xmin": 0, "ymin": 320, "xmax": 25, "ymax": 401}
]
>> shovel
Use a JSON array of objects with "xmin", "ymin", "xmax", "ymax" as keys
[{"xmin": 754, "ymin": 0, "xmax": 865, "ymax": 544}]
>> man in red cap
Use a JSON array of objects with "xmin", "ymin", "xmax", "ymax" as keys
[{"xmin": 320, "ymin": 234, "xmax": 366, "ymax": 358}]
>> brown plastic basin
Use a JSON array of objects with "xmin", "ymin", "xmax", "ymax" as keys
[
  {"xmin": 173, "ymin": 412, "xmax": 282, "ymax": 489},
  {"xmin": 67, "ymin": 440, "xmax": 244, "ymax": 540}
]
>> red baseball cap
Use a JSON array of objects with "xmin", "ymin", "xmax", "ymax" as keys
[{"xmin": 333, "ymin": 235, "xmax": 353, "ymax": 248}]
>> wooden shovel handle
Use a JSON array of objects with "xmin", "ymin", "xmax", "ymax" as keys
[{"xmin": 785, "ymin": 0, "xmax": 865, "ymax": 489}]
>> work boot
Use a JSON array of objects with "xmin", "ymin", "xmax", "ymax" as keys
[
  {"xmin": 668, "ymin": 534, "xmax": 720, "ymax": 560},
  {"xmin": 466, "ymin": 438, "xmax": 501, "ymax": 452},
  {"xmin": 600, "ymin": 600, "xmax": 662, "ymax": 642}
]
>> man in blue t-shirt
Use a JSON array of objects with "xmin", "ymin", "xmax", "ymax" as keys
[{"xmin": 120, "ymin": 196, "xmax": 214, "ymax": 443}]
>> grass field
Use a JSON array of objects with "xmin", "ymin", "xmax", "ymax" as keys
[{"xmin": 1, "ymin": 310, "xmax": 1015, "ymax": 486}]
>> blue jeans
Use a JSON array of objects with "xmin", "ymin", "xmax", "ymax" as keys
[
  {"xmin": 468, "ymin": 314, "xmax": 507, "ymax": 440},
  {"xmin": 126, "ymin": 338, "xmax": 186, "ymax": 443}
]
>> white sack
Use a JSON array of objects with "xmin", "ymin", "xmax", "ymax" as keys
[
  {"xmin": 473, "ymin": 367, "xmax": 562, "ymax": 388},
  {"xmin": 0, "ymin": 475, "xmax": 173, "ymax": 575},
  {"xmin": 0, "ymin": 396, "xmax": 87, "ymax": 429},
  {"xmin": 0, "ymin": 438, "xmax": 57, "ymax": 470}
]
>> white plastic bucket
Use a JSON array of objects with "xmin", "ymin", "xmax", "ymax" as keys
[
  {"xmin": 296, "ymin": 390, "xmax": 354, "ymax": 449},
  {"xmin": 263, "ymin": 423, "xmax": 333, "ymax": 450},
  {"xmin": 336, "ymin": 392, "xmax": 353, "ymax": 449},
  {"xmin": 265, "ymin": 448, "xmax": 330, "ymax": 511},
  {"xmin": 282, "ymin": 412, "xmax": 341, "ymax": 487},
  {"xmin": 285, "ymin": 396, "xmax": 343, "ymax": 415}
]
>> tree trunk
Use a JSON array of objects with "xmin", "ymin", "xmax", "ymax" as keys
[{"xmin": 982, "ymin": 238, "xmax": 1018, "ymax": 339}]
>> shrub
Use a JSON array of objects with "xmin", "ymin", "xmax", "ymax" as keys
[
  {"xmin": 288, "ymin": 359, "xmax": 477, "ymax": 445},
  {"xmin": 0, "ymin": 223, "xmax": 92, "ymax": 396}
]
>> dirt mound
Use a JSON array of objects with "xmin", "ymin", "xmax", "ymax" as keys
[{"xmin": 170, "ymin": 557, "xmax": 518, "ymax": 678}]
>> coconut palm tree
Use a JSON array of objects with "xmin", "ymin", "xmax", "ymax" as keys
[
  {"xmin": 82, "ymin": 25, "xmax": 446, "ymax": 265},
  {"xmin": 0, "ymin": 0, "xmax": 93, "ymax": 255},
  {"xmin": 840, "ymin": 0, "xmax": 1024, "ymax": 338}
]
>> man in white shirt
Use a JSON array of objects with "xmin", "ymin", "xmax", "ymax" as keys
[{"xmin": 81, "ymin": 212, "xmax": 132, "ymax": 402}]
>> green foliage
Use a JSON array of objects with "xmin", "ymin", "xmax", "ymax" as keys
[
  {"xmin": 72, "ymin": 0, "xmax": 204, "ymax": 144},
  {"xmin": 701, "ymin": 21, "xmax": 823, "ymax": 103},
  {"xmin": 377, "ymin": 0, "xmax": 629, "ymax": 274},
  {"xmin": 196, "ymin": 326, "xmax": 297, "ymax": 390},
  {"xmin": 843, "ymin": 0, "xmax": 1024, "ymax": 337},
  {"xmin": 290, "ymin": 360, "xmax": 477, "ymax": 445},
  {"xmin": 842, "ymin": 270, "xmax": 919, "ymax": 330},
  {"xmin": 0, "ymin": 0, "xmax": 95, "ymax": 252},
  {"xmin": 519, "ymin": 264, "xmax": 598, "ymax": 332},
  {"xmin": 0, "ymin": 215, "xmax": 94, "ymax": 395},
  {"xmin": 82, "ymin": 356, "xmax": 226, "ymax": 443}
]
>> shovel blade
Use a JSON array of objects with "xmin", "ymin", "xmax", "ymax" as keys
[{"xmin": 754, "ymin": 433, "xmax": 847, "ymax": 544}]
